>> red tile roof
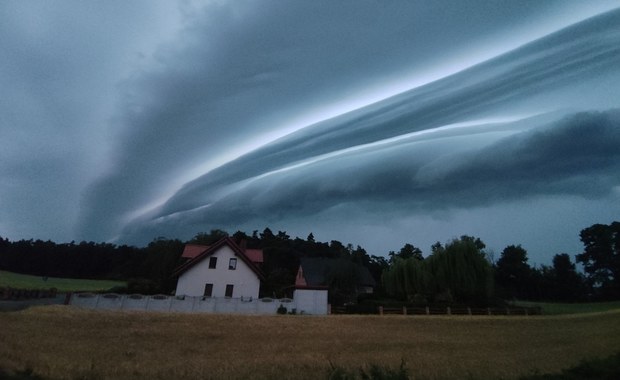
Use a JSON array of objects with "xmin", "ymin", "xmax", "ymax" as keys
[
  {"xmin": 181, "ymin": 244, "xmax": 263, "ymax": 263},
  {"xmin": 173, "ymin": 238, "xmax": 264, "ymax": 280},
  {"xmin": 244, "ymin": 248, "xmax": 263, "ymax": 263},
  {"xmin": 181, "ymin": 244, "xmax": 209, "ymax": 259}
]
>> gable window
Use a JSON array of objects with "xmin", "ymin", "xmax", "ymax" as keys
[
  {"xmin": 203, "ymin": 283, "xmax": 213, "ymax": 297},
  {"xmin": 208, "ymin": 257, "xmax": 217, "ymax": 269},
  {"xmin": 225, "ymin": 284, "xmax": 234, "ymax": 298},
  {"xmin": 228, "ymin": 258, "xmax": 237, "ymax": 270}
]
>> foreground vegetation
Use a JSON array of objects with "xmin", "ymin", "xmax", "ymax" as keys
[
  {"xmin": 1, "ymin": 306, "xmax": 619, "ymax": 380},
  {"xmin": 0, "ymin": 270, "xmax": 125, "ymax": 292}
]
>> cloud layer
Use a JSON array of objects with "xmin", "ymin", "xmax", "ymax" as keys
[
  {"xmin": 116, "ymin": 9, "xmax": 620, "ymax": 257},
  {"xmin": 1, "ymin": 1, "xmax": 619, "ymax": 262}
]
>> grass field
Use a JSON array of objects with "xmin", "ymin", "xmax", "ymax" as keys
[
  {"xmin": 1, "ymin": 307, "xmax": 619, "ymax": 380},
  {"xmin": 513, "ymin": 300, "xmax": 620, "ymax": 315},
  {"xmin": 0, "ymin": 270, "xmax": 125, "ymax": 292}
]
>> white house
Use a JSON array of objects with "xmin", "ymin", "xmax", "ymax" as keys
[{"xmin": 173, "ymin": 238, "xmax": 264, "ymax": 298}]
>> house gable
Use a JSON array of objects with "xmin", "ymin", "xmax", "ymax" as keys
[
  {"xmin": 174, "ymin": 238, "xmax": 264, "ymax": 280},
  {"xmin": 174, "ymin": 238, "xmax": 263, "ymax": 298}
]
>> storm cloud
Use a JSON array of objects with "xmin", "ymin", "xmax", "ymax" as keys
[{"xmin": 2, "ymin": 1, "xmax": 619, "ymax": 262}]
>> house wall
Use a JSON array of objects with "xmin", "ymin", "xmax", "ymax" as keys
[
  {"xmin": 175, "ymin": 245, "xmax": 260, "ymax": 298},
  {"xmin": 293, "ymin": 289, "xmax": 328, "ymax": 315}
]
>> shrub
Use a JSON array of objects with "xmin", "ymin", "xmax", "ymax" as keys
[
  {"xmin": 519, "ymin": 352, "xmax": 620, "ymax": 380},
  {"xmin": 0, "ymin": 368, "xmax": 45, "ymax": 380},
  {"xmin": 327, "ymin": 360, "xmax": 409, "ymax": 380}
]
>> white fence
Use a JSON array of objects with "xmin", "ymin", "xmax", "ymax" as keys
[{"xmin": 70, "ymin": 291, "xmax": 328, "ymax": 315}]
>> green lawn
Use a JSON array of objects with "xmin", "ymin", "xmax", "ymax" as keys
[
  {"xmin": 0, "ymin": 270, "xmax": 125, "ymax": 293},
  {"xmin": 513, "ymin": 300, "xmax": 620, "ymax": 315}
]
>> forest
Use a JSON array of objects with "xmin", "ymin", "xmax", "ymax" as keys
[{"xmin": 0, "ymin": 221, "xmax": 618, "ymax": 305}]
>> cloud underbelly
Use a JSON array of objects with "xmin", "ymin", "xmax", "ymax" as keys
[{"xmin": 110, "ymin": 8, "xmax": 620, "ymax": 242}]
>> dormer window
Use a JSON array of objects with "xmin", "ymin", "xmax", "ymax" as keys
[{"xmin": 229, "ymin": 258, "xmax": 237, "ymax": 270}]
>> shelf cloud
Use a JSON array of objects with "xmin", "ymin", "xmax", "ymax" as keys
[{"xmin": 2, "ymin": 1, "xmax": 619, "ymax": 262}]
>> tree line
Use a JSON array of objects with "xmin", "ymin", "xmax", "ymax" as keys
[
  {"xmin": 382, "ymin": 221, "xmax": 619, "ymax": 304},
  {"xmin": 0, "ymin": 221, "xmax": 618, "ymax": 304}
]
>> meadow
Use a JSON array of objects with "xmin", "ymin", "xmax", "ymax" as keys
[
  {"xmin": 1, "ymin": 306, "xmax": 619, "ymax": 380},
  {"xmin": 0, "ymin": 270, "xmax": 125, "ymax": 293}
]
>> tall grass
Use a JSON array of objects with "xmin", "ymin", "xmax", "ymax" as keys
[
  {"xmin": 1, "ymin": 307, "xmax": 620, "ymax": 379},
  {"xmin": 0, "ymin": 270, "xmax": 125, "ymax": 292}
]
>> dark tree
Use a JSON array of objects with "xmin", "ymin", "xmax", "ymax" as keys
[
  {"xmin": 495, "ymin": 245, "xmax": 532, "ymax": 300},
  {"xmin": 389, "ymin": 243, "xmax": 423, "ymax": 264},
  {"xmin": 141, "ymin": 238, "xmax": 185, "ymax": 293},
  {"xmin": 189, "ymin": 230, "xmax": 229, "ymax": 245},
  {"xmin": 576, "ymin": 221, "xmax": 620, "ymax": 299},
  {"xmin": 551, "ymin": 253, "xmax": 584, "ymax": 301}
]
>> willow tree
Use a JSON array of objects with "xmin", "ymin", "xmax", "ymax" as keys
[
  {"xmin": 382, "ymin": 237, "xmax": 493, "ymax": 305},
  {"xmin": 426, "ymin": 237, "xmax": 494, "ymax": 304}
]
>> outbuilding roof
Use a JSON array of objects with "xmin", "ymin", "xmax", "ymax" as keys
[{"xmin": 295, "ymin": 257, "xmax": 376, "ymax": 289}]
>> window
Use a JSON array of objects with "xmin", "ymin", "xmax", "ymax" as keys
[
  {"xmin": 208, "ymin": 257, "xmax": 217, "ymax": 269},
  {"xmin": 203, "ymin": 283, "xmax": 213, "ymax": 297},
  {"xmin": 225, "ymin": 284, "xmax": 234, "ymax": 298},
  {"xmin": 228, "ymin": 258, "xmax": 237, "ymax": 270}
]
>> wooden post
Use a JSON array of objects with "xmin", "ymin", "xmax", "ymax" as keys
[
  {"xmin": 467, "ymin": 307, "xmax": 472, "ymax": 316},
  {"xmin": 447, "ymin": 306, "xmax": 451, "ymax": 315},
  {"xmin": 425, "ymin": 306, "xmax": 430, "ymax": 315},
  {"xmin": 379, "ymin": 306, "xmax": 384, "ymax": 316},
  {"xmin": 403, "ymin": 306, "xmax": 407, "ymax": 315},
  {"xmin": 487, "ymin": 307, "xmax": 491, "ymax": 315}
]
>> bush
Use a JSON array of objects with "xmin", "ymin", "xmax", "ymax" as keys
[
  {"xmin": 0, "ymin": 368, "xmax": 45, "ymax": 380},
  {"xmin": 277, "ymin": 304, "xmax": 287, "ymax": 314},
  {"xmin": 519, "ymin": 352, "xmax": 620, "ymax": 380},
  {"xmin": 327, "ymin": 360, "xmax": 409, "ymax": 380}
]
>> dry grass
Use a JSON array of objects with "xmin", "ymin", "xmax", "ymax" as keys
[{"xmin": 1, "ymin": 306, "xmax": 619, "ymax": 380}]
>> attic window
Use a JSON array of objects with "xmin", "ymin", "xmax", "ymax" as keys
[
  {"xmin": 229, "ymin": 258, "xmax": 237, "ymax": 270},
  {"xmin": 208, "ymin": 257, "xmax": 217, "ymax": 269}
]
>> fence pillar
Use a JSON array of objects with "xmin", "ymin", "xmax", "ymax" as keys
[
  {"xmin": 487, "ymin": 307, "xmax": 491, "ymax": 315},
  {"xmin": 379, "ymin": 306, "xmax": 384, "ymax": 315},
  {"xmin": 447, "ymin": 306, "xmax": 451, "ymax": 315},
  {"xmin": 425, "ymin": 306, "xmax": 429, "ymax": 315},
  {"xmin": 403, "ymin": 306, "xmax": 407, "ymax": 315},
  {"xmin": 467, "ymin": 307, "xmax": 472, "ymax": 316}
]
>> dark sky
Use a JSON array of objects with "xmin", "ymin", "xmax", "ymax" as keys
[{"xmin": 1, "ymin": 1, "xmax": 619, "ymax": 263}]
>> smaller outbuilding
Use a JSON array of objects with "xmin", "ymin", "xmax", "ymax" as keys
[{"xmin": 294, "ymin": 257, "xmax": 376, "ymax": 312}]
